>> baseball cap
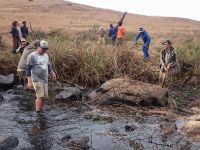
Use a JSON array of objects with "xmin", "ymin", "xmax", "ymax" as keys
[
  {"xmin": 162, "ymin": 39, "xmax": 172, "ymax": 45},
  {"xmin": 138, "ymin": 27, "xmax": 144, "ymax": 32},
  {"xmin": 40, "ymin": 40, "xmax": 48, "ymax": 49}
]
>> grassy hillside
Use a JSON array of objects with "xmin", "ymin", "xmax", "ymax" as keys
[
  {"xmin": 1, "ymin": 0, "xmax": 200, "ymax": 32},
  {"xmin": 1, "ymin": 0, "xmax": 200, "ymax": 49}
]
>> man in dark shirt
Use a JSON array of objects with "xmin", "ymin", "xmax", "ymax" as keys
[
  {"xmin": 20, "ymin": 21, "xmax": 29, "ymax": 39},
  {"xmin": 10, "ymin": 20, "xmax": 21, "ymax": 53}
]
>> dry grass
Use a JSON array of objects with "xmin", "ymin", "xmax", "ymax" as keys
[
  {"xmin": 1, "ymin": 0, "xmax": 200, "ymax": 49},
  {"xmin": 1, "ymin": 27, "xmax": 200, "ymax": 87},
  {"xmin": 1, "ymin": 0, "xmax": 200, "ymax": 33},
  {"xmin": 0, "ymin": 48, "xmax": 20, "ymax": 75},
  {"xmin": 0, "ymin": 0, "xmax": 200, "ymax": 86},
  {"xmin": 24, "ymin": 29, "xmax": 200, "ymax": 86},
  {"xmin": 1, "ymin": 0, "xmax": 200, "ymax": 52}
]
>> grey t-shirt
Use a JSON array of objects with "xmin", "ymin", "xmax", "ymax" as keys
[{"xmin": 26, "ymin": 51, "xmax": 50, "ymax": 83}]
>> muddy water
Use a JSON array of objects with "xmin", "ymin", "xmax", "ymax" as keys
[{"xmin": 1, "ymin": 88, "xmax": 200, "ymax": 150}]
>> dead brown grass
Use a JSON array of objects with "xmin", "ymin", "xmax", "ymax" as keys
[
  {"xmin": 1, "ymin": 0, "xmax": 200, "ymax": 53},
  {"xmin": 1, "ymin": 0, "xmax": 200, "ymax": 34},
  {"xmin": 0, "ymin": 0, "xmax": 200, "ymax": 86}
]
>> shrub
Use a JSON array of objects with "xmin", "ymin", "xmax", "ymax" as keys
[
  {"xmin": 41, "ymin": 29, "xmax": 159, "ymax": 86},
  {"xmin": 1, "ymin": 27, "xmax": 199, "ymax": 87}
]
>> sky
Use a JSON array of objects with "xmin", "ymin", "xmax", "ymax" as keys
[{"xmin": 66, "ymin": 0, "xmax": 200, "ymax": 21}]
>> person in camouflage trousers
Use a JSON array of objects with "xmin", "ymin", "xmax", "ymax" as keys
[{"xmin": 159, "ymin": 40, "xmax": 180, "ymax": 87}]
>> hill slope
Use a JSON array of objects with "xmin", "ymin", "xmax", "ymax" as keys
[{"xmin": 1, "ymin": 0, "xmax": 200, "ymax": 35}]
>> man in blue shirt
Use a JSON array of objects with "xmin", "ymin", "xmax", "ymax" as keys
[
  {"xmin": 108, "ymin": 24, "xmax": 118, "ymax": 45},
  {"xmin": 134, "ymin": 27, "xmax": 151, "ymax": 59}
]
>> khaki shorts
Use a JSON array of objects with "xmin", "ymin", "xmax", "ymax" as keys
[{"xmin": 32, "ymin": 82, "xmax": 48, "ymax": 99}]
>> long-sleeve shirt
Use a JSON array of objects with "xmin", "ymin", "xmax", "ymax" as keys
[
  {"xmin": 135, "ymin": 31, "xmax": 151, "ymax": 44},
  {"xmin": 26, "ymin": 51, "xmax": 52, "ymax": 83},
  {"xmin": 109, "ymin": 27, "xmax": 117, "ymax": 40},
  {"xmin": 20, "ymin": 26, "xmax": 28, "ymax": 38},
  {"xmin": 10, "ymin": 26, "xmax": 20, "ymax": 39},
  {"xmin": 160, "ymin": 47, "xmax": 178, "ymax": 71}
]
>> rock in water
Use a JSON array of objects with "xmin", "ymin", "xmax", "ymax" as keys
[
  {"xmin": 125, "ymin": 124, "xmax": 137, "ymax": 132},
  {"xmin": 184, "ymin": 120, "xmax": 200, "ymax": 134},
  {"xmin": 0, "ymin": 94, "xmax": 3, "ymax": 102},
  {"xmin": 55, "ymin": 87, "xmax": 82, "ymax": 100},
  {"xmin": 61, "ymin": 136, "xmax": 90, "ymax": 150},
  {"xmin": 0, "ymin": 136, "xmax": 19, "ymax": 149},
  {"xmin": 88, "ymin": 78, "xmax": 167, "ymax": 107},
  {"xmin": 0, "ymin": 74, "xmax": 18, "ymax": 90},
  {"xmin": 61, "ymin": 135, "xmax": 72, "ymax": 143}
]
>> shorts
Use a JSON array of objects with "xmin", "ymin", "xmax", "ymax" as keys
[{"xmin": 32, "ymin": 82, "xmax": 48, "ymax": 99}]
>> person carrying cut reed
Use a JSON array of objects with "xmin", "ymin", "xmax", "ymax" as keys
[{"xmin": 116, "ymin": 21, "xmax": 125, "ymax": 46}]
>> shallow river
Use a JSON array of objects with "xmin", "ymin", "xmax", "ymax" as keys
[{"xmin": 1, "ymin": 88, "xmax": 200, "ymax": 150}]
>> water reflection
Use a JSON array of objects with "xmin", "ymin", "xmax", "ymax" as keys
[
  {"xmin": 18, "ymin": 90, "xmax": 35, "ymax": 112},
  {"xmin": 1, "ymin": 88, "xmax": 200, "ymax": 150},
  {"xmin": 27, "ymin": 113, "xmax": 53, "ymax": 150}
]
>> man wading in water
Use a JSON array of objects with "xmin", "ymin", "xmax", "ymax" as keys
[{"xmin": 26, "ymin": 40, "xmax": 57, "ymax": 113}]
